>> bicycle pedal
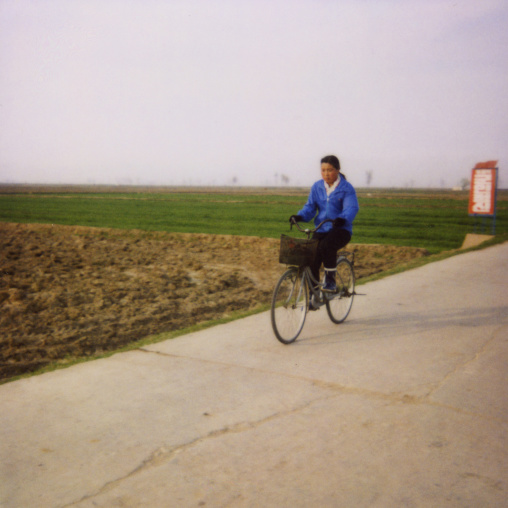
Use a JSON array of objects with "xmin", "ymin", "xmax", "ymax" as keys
[{"xmin": 310, "ymin": 296, "xmax": 323, "ymax": 309}]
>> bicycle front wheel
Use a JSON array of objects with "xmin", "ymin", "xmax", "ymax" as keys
[
  {"xmin": 326, "ymin": 258, "xmax": 355, "ymax": 324},
  {"xmin": 271, "ymin": 268, "xmax": 308, "ymax": 344}
]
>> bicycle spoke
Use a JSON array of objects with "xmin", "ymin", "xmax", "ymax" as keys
[
  {"xmin": 326, "ymin": 258, "xmax": 355, "ymax": 323},
  {"xmin": 271, "ymin": 269, "xmax": 308, "ymax": 344}
]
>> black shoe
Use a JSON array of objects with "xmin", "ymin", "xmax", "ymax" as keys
[{"xmin": 322, "ymin": 270, "xmax": 337, "ymax": 292}]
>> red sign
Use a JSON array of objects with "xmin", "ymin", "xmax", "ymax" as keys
[{"xmin": 468, "ymin": 161, "xmax": 498, "ymax": 216}]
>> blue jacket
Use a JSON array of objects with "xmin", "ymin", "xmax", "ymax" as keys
[{"xmin": 297, "ymin": 178, "xmax": 359, "ymax": 234}]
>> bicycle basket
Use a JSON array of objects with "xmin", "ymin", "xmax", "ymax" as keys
[{"xmin": 279, "ymin": 234, "xmax": 318, "ymax": 266}]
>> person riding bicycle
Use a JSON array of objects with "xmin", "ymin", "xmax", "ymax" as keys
[{"xmin": 289, "ymin": 155, "xmax": 359, "ymax": 296}]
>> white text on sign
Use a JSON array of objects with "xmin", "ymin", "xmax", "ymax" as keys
[{"xmin": 472, "ymin": 170, "xmax": 493, "ymax": 214}]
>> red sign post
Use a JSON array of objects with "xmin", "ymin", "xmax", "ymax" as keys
[{"xmin": 468, "ymin": 160, "xmax": 498, "ymax": 233}]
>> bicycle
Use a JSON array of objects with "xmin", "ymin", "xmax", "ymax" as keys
[{"xmin": 270, "ymin": 219, "xmax": 356, "ymax": 344}]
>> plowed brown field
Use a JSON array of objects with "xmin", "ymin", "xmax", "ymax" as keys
[{"xmin": 0, "ymin": 222, "xmax": 428, "ymax": 381}]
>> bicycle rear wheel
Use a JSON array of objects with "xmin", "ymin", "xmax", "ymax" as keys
[
  {"xmin": 326, "ymin": 258, "xmax": 355, "ymax": 324},
  {"xmin": 271, "ymin": 268, "xmax": 308, "ymax": 344}
]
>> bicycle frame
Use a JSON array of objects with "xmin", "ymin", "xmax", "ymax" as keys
[
  {"xmin": 270, "ymin": 218, "xmax": 357, "ymax": 344},
  {"xmin": 287, "ymin": 218, "xmax": 356, "ymax": 301},
  {"xmin": 299, "ymin": 252, "xmax": 354, "ymax": 309},
  {"xmin": 301, "ymin": 266, "xmax": 324, "ymax": 304}
]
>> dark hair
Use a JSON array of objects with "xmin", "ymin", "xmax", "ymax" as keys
[{"xmin": 321, "ymin": 155, "xmax": 346, "ymax": 180}]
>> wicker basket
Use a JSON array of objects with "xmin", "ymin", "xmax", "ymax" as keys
[{"xmin": 279, "ymin": 234, "xmax": 318, "ymax": 266}]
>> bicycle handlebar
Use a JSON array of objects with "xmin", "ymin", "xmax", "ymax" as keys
[{"xmin": 290, "ymin": 218, "xmax": 334, "ymax": 234}]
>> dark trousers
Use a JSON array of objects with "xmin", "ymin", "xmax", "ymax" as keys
[{"xmin": 310, "ymin": 228, "xmax": 351, "ymax": 283}]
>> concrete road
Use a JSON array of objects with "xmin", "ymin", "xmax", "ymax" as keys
[{"xmin": 1, "ymin": 243, "xmax": 507, "ymax": 508}]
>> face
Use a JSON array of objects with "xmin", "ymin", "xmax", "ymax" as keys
[{"xmin": 321, "ymin": 162, "xmax": 339, "ymax": 185}]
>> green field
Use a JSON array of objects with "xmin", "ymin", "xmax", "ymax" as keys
[{"xmin": 1, "ymin": 186, "xmax": 507, "ymax": 254}]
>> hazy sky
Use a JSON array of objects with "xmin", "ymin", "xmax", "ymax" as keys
[{"xmin": 1, "ymin": 0, "xmax": 507, "ymax": 188}]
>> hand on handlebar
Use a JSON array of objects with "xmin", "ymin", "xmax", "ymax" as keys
[
  {"xmin": 289, "ymin": 215, "xmax": 303, "ymax": 224},
  {"xmin": 332, "ymin": 218, "xmax": 346, "ymax": 229}
]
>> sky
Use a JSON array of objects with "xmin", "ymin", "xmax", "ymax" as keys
[{"xmin": 1, "ymin": 0, "xmax": 507, "ymax": 188}]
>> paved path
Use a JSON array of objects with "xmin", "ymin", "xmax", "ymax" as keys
[{"xmin": 1, "ymin": 243, "xmax": 507, "ymax": 507}]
